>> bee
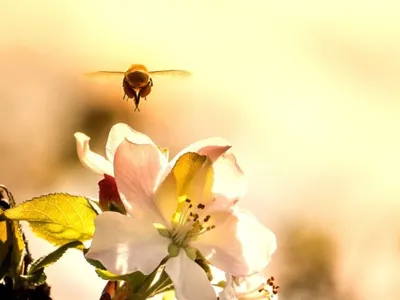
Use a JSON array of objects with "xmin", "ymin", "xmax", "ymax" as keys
[{"xmin": 86, "ymin": 64, "xmax": 191, "ymax": 112}]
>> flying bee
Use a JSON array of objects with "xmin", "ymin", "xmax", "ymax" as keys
[{"xmin": 86, "ymin": 64, "xmax": 191, "ymax": 112}]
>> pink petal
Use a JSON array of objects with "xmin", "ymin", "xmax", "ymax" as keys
[
  {"xmin": 157, "ymin": 138, "xmax": 232, "ymax": 193},
  {"xmin": 114, "ymin": 140, "xmax": 167, "ymax": 221},
  {"xmin": 194, "ymin": 209, "xmax": 277, "ymax": 277},
  {"xmin": 212, "ymin": 152, "xmax": 247, "ymax": 204},
  {"xmin": 85, "ymin": 212, "xmax": 169, "ymax": 275},
  {"xmin": 74, "ymin": 132, "xmax": 114, "ymax": 176},
  {"xmin": 165, "ymin": 251, "xmax": 217, "ymax": 300},
  {"xmin": 105, "ymin": 123, "xmax": 156, "ymax": 163},
  {"xmin": 170, "ymin": 137, "xmax": 232, "ymax": 167}
]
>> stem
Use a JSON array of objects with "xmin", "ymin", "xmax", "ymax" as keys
[
  {"xmin": 151, "ymin": 283, "xmax": 173, "ymax": 297},
  {"xmin": 145, "ymin": 272, "xmax": 173, "ymax": 299}
]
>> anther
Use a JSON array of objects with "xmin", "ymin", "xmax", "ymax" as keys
[
  {"xmin": 203, "ymin": 215, "xmax": 211, "ymax": 222},
  {"xmin": 197, "ymin": 203, "xmax": 205, "ymax": 209},
  {"xmin": 273, "ymin": 286, "xmax": 280, "ymax": 294}
]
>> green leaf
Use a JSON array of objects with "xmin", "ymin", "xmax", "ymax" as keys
[
  {"xmin": 144, "ymin": 270, "xmax": 173, "ymax": 299},
  {"xmin": 85, "ymin": 257, "xmax": 107, "ymax": 270},
  {"xmin": 4, "ymin": 193, "xmax": 98, "ymax": 245},
  {"xmin": 21, "ymin": 268, "xmax": 47, "ymax": 285},
  {"xmin": 195, "ymin": 250, "xmax": 213, "ymax": 282},
  {"xmin": 28, "ymin": 240, "xmax": 84, "ymax": 275},
  {"xmin": 95, "ymin": 269, "xmax": 147, "ymax": 286}
]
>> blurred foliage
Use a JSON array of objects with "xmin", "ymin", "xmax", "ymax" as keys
[
  {"xmin": 0, "ymin": 186, "xmax": 52, "ymax": 299},
  {"xmin": 278, "ymin": 222, "xmax": 354, "ymax": 300},
  {"xmin": 58, "ymin": 98, "xmax": 139, "ymax": 169}
]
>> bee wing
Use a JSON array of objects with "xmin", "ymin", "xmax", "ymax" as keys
[
  {"xmin": 85, "ymin": 71, "xmax": 125, "ymax": 79},
  {"xmin": 148, "ymin": 70, "xmax": 192, "ymax": 77}
]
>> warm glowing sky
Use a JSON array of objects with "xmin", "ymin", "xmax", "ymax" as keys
[{"xmin": 2, "ymin": 1, "xmax": 400, "ymax": 299}]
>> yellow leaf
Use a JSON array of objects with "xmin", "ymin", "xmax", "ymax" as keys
[
  {"xmin": 4, "ymin": 193, "xmax": 97, "ymax": 246},
  {"xmin": 10, "ymin": 219, "xmax": 25, "ymax": 276},
  {"xmin": 0, "ymin": 206, "xmax": 26, "ymax": 279},
  {"xmin": 0, "ymin": 208, "xmax": 12, "ymax": 274}
]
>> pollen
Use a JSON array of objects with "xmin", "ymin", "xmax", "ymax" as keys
[
  {"xmin": 257, "ymin": 276, "xmax": 279, "ymax": 299},
  {"xmin": 170, "ymin": 198, "xmax": 216, "ymax": 248}
]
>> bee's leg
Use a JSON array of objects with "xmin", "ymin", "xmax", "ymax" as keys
[
  {"xmin": 149, "ymin": 78, "xmax": 153, "ymax": 87},
  {"xmin": 122, "ymin": 78, "xmax": 136, "ymax": 101},
  {"xmin": 133, "ymin": 93, "xmax": 141, "ymax": 112},
  {"xmin": 139, "ymin": 82, "xmax": 152, "ymax": 102}
]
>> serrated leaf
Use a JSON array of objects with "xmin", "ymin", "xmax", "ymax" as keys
[
  {"xmin": 29, "ymin": 240, "xmax": 84, "ymax": 275},
  {"xmin": 21, "ymin": 268, "xmax": 47, "ymax": 285},
  {"xmin": 85, "ymin": 255, "xmax": 107, "ymax": 270},
  {"xmin": 95, "ymin": 269, "xmax": 146, "ymax": 285},
  {"xmin": 95, "ymin": 269, "xmax": 132, "ymax": 281},
  {"xmin": 4, "ymin": 193, "xmax": 97, "ymax": 245}
]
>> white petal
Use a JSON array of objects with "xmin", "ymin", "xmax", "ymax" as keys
[
  {"xmin": 106, "ymin": 123, "xmax": 156, "ymax": 163},
  {"xmin": 194, "ymin": 209, "xmax": 277, "ymax": 276},
  {"xmin": 218, "ymin": 275, "xmax": 237, "ymax": 300},
  {"xmin": 85, "ymin": 212, "xmax": 169, "ymax": 275},
  {"xmin": 74, "ymin": 132, "xmax": 113, "ymax": 176},
  {"xmin": 165, "ymin": 251, "xmax": 217, "ymax": 300},
  {"xmin": 234, "ymin": 272, "xmax": 268, "ymax": 296},
  {"xmin": 114, "ymin": 140, "xmax": 167, "ymax": 221},
  {"xmin": 212, "ymin": 152, "xmax": 247, "ymax": 203}
]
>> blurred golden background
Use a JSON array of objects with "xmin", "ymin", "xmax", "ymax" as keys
[{"xmin": 1, "ymin": 0, "xmax": 400, "ymax": 299}]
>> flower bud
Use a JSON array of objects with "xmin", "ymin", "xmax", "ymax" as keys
[{"xmin": 98, "ymin": 174, "xmax": 125, "ymax": 213}]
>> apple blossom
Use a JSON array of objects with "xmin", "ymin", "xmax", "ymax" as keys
[
  {"xmin": 74, "ymin": 123, "xmax": 247, "ymax": 209},
  {"xmin": 218, "ymin": 272, "xmax": 279, "ymax": 300}
]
